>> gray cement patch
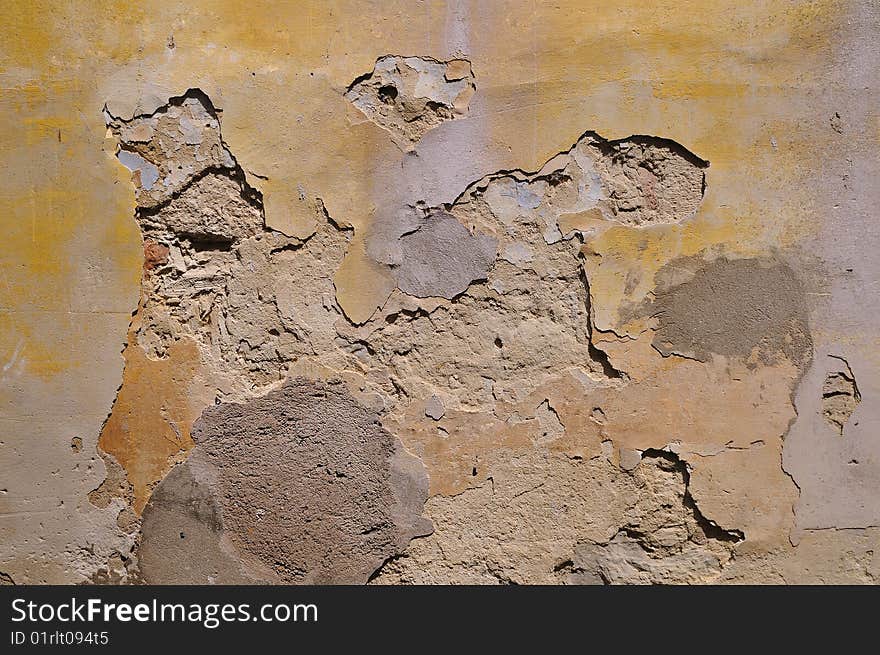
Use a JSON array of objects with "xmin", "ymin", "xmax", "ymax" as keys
[
  {"xmin": 139, "ymin": 377, "xmax": 432, "ymax": 584},
  {"xmin": 139, "ymin": 461, "xmax": 256, "ymax": 584},
  {"xmin": 651, "ymin": 256, "xmax": 812, "ymax": 369},
  {"xmin": 393, "ymin": 210, "xmax": 497, "ymax": 299}
]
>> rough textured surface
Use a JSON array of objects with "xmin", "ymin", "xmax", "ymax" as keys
[
  {"xmin": 650, "ymin": 256, "xmax": 812, "ymax": 368},
  {"xmin": 822, "ymin": 358, "xmax": 861, "ymax": 435},
  {"xmin": 2, "ymin": 0, "xmax": 878, "ymax": 586},
  {"xmin": 372, "ymin": 449, "xmax": 740, "ymax": 584},
  {"xmin": 141, "ymin": 378, "xmax": 431, "ymax": 584},
  {"xmin": 106, "ymin": 91, "xmax": 236, "ymax": 208},
  {"xmin": 345, "ymin": 55, "xmax": 476, "ymax": 146}
]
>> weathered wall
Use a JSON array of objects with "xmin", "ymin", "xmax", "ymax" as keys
[{"xmin": 1, "ymin": 0, "xmax": 878, "ymax": 584}]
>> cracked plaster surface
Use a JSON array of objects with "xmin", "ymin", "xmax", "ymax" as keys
[{"xmin": 1, "ymin": 0, "xmax": 878, "ymax": 585}]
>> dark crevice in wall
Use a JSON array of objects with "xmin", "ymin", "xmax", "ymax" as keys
[{"xmin": 640, "ymin": 448, "xmax": 745, "ymax": 544}]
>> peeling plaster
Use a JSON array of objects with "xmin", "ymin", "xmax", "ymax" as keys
[
  {"xmin": 3, "ymin": 0, "xmax": 878, "ymax": 586},
  {"xmin": 345, "ymin": 55, "xmax": 476, "ymax": 147}
]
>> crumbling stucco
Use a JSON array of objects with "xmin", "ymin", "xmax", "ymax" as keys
[
  {"xmin": 372, "ymin": 449, "xmax": 742, "ymax": 584},
  {"xmin": 822, "ymin": 357, "xmax": 861, "ymax": 435},
  {"xmin": 345, "ymin": 55, "xmax": 476, "ymax": 146},
  {"xmin": 105, "ymin": 91, "xmax": 236, "ymax": 208},
  {"xmin": 3, "ymin": 0, "xmax": 878, "ymax": 586}
]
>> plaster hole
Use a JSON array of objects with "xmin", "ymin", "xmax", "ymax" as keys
[{"xmin": 378, "ymin": 85, "xmax": 398, "ymax": 104}]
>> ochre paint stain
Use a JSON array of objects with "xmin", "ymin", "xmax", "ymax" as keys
[{"xmin": 97, "ymin": 311, "xmax": 203, "ymax": 514}]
